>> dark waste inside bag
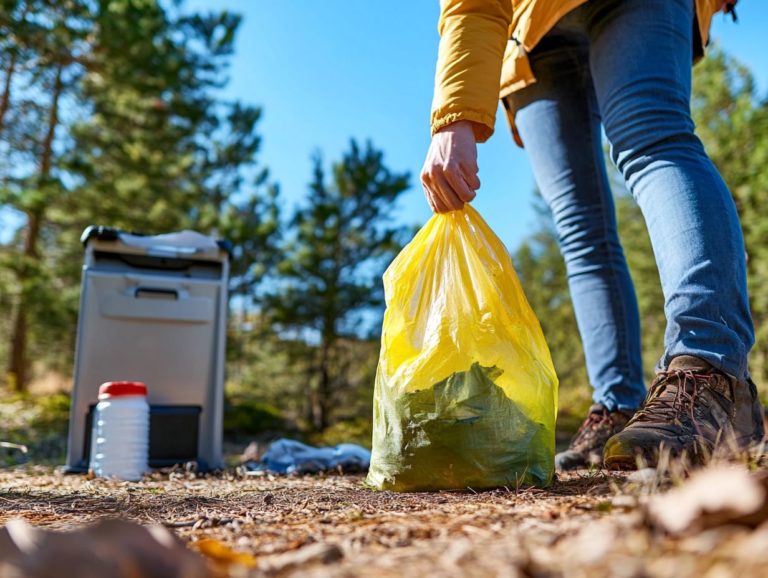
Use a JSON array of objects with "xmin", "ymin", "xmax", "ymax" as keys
[{"xmin": 366, "ymin": 206, "xmax": 558, "ymax": 492}]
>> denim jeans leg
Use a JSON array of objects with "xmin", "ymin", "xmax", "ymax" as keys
[
  {"xmin": 509, "ymin": 30, "xmax": 646, "ymax": 412},
  {"xmin": 586, "ymin": 0, "xmax": 754, "ymax": 380}
]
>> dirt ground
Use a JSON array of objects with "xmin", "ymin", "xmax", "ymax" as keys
[{"xmin": 2, "ymin": 465, "xmax": 768, "ymax": 578}]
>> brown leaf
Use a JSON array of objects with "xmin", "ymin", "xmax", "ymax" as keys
[
  {"xmin": 646, "ymin": 466, "xmax": 768, "ymax": 535},
  {"xmin": 0, "ymin": 518, "xmax": 210, "ymax": 578},
  {"xmin": 194, "ymin": 538, "xmax": 257, "ymax": 568},
  {"xmin": 259, "ymin": 542, "xmax": 343, "ymax": 575}
]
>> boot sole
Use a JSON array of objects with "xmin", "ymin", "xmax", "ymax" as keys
[{"xmin": 604, "ymin": 453, "xmax": 646, "ymax": 471}]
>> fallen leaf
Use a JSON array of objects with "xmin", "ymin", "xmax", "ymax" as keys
[
  {"xmin": 260, "ymin": 542, "xmax": 343, "ymax": 574},
  {"xmin": 646, "ymin": 466, "xmax": 768, "ymax": 534},
  {"xmin": 558, "ymin": 520, "xmax": 618, "ymax": 564},
  {"xmin": 0, "ymin": 518, "xmax": 210, "ymax": 578},
  {"xmin": 194, "ymin": 538, "xmax": 257, "ymax": 568}
]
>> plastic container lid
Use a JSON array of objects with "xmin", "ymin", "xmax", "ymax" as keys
[{"xmin": 98, "ymin": 381, "xmax": 148, "ymax": 399}]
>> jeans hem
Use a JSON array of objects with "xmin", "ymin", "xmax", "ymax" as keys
[{"xmin": 659, "ymin": 350, "xmax": 749, "ymax": 382}]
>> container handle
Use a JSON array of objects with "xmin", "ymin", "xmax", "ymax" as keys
[{"xmin": 134, "ymin": 287, "xmax": 179, "ymax": 300}]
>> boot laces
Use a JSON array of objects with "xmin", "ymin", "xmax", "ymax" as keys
[
  {"xmin": 634, "ymin": 370, "xmax": 711, "ymax": 435},
  {"xmin": 572, "ymin": 409, "xmax": 612, "ymax": 448}
]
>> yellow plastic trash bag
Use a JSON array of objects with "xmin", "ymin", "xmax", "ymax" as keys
[{"xmin": 366, "ymin": 205, "xmax": 558, "ymax": 491}]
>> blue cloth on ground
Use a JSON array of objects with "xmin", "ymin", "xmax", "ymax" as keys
[{"xmin": 253, "ymin": 438, "xmax": 371, "ymax": 474}]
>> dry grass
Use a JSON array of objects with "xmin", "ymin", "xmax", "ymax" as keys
[
  {"xmin": 2, "ymin": 393, "xmax": 767, "ymax": 576},
  {"xmin": 1, "ymin": 462, "xmax": 767, "ymax": 578}
]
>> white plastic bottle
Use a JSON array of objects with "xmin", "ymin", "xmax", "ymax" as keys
[{"xmin": 89, "ymin": 381, "xmax": 149, "ymax": 481}]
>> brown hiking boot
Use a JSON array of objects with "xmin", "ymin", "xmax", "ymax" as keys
[
  {"xmin": 555, "ymin": 404, "xmax": 632, "ymax": 471},
  {"xmin": 604, "ymin": 355, "xmax": 765, "ymax": 470}
]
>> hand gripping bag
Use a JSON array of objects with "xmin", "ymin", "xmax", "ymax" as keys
[{"xmin": 366, "ymin": 206, "xmax": 558, "ymax": 491}]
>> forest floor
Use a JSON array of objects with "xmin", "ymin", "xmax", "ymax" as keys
[{"xmin": 2, "ymin": 460, "xmax": 768, "ymax": 578}]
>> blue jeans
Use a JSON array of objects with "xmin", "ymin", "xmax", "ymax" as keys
[{"xmin": 507, "ymin": 0, "xmax": 754, "ymax": 412}]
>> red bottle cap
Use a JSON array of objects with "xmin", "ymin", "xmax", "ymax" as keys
[{"xmin": 98, "ymin": 381, "xmax": 148, "ymax": 399}]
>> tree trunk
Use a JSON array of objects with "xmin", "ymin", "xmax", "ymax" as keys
[
  {"xmin": 303, "ymin": 360, "xmax": 317, "ymax": 429},
  {"xmin": 0, "ymin": 49, "xmax": 18, "ymax": 136},
  {"xmin": 7, "ymin": 63, "xmax": 64, "ymax": 393},
  {"xmin": 0, "ymin": 0, "xmax": 27, "ymax": 137},
  {"xmin": 313, "ymin": 338, "xmax": 332, "ymax": 432}
]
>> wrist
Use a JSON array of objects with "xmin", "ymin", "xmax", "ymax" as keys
[{"xmin": 436, "ymin": 120, "xmax": 477, "ymax": 139}]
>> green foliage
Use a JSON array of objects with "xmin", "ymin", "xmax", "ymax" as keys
[
  {"xmin": 0, "ymin": 393, "xmax": 71, "ymax": 463},
  {"xmin": 223, "ymin": 394, "xmax": 292, "ymax": 441},
  {"xmin": 271, "ymin": 141, "xmax": 410, "ymax": 336},
  {"xmin": 226, "ymin": 320, "xmax": 311, "ymax": 425},
  {"xmin": 0, "ymin": 0, "xmax": 93, "ymax": 391},
  {"xmin": 226, "ymin": 311, "xmax": 380, "ymax": 439},
  {"xmin": 309, "ymin": 417, "xmax": 373, "ymax": 449},
  {"xmin": 369, "ymin": 363, "xmax": 551, "ymax": 490},
  {"xmin": 0, "ymin": 0, "xmax": 281, "ymax": 390}
]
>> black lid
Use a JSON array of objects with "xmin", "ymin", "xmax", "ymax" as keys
[
  {"xmin": 216, "ymin": 239, "xmax": 233, "ymax": 254},
  {"xmin": 80, "ymin": 225, "xmax": 231, "ymax": 255},
  {"xmin": 80, "ymin": 225, "xmax": 123, "ymax": 245}
]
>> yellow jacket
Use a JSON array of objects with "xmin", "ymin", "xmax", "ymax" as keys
[{"xmin": 431, "ymin": 0, "xmax": 722, "ymax": 143}]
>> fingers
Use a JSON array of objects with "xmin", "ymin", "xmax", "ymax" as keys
[
  {"xmin": 444, "ymin": 167, "xmax": 476, "ymax": 205},
  {"xmin": 421, "ymin": 164, "xmax": 478, "ymax": 213},
  {"xmin": 423, "ymin": 188, "xmax": 438, "ymax": 213},
  {"xmin": 463, "ymin": 165, "xmax": 480, "ymax": 190},
  {"xmin": 432, "ymin": 171, "xmax": 465, "ymax": 211},
  {"xmin": 458, "ymin": 152, "xmax": 480, "ymax": 190},
  {"xmin": 421, "ymin": 167, "xmax": 461, "ymax": 213},
  {"xmin": 422, "ymin": 182, "xmax": 450, "ymax": 213},
  {"xmin": 421, "ymin": 171, "xmax": 451, "ymax": 213},
  {"xmin": 431, "ymin": 192, "xmax": 450, "ymax": 214}
]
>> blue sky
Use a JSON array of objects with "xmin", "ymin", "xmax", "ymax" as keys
[{"xmin": 182, "ymin": 0, "xmax": 768, "ymax": 252}]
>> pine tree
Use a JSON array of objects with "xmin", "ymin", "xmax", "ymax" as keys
[
  {"xmin": 0, "ymin": 0, "xmax": 281, "ymax": 390},
  {"xmin": 0, "ymin": 0, "xmax": 93, "ymax": 391},
  {"xmin": 269, "ymin": 140, "xmax": 410, "ymax": 431}
]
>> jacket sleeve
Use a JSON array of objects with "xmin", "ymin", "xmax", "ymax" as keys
[{"xmin": 430, "ymin": 0, "xmax": 513, "ymax": 142}]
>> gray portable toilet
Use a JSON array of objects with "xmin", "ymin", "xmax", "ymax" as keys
[{"xmin": 65, "ymin": 226, "xmax": 230, "ymax": 472}]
